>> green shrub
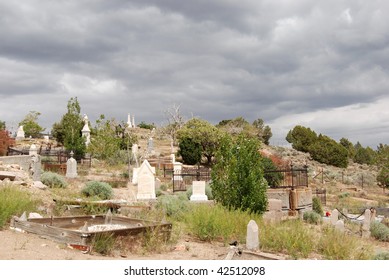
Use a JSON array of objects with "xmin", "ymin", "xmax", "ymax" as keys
[
  {"xmin": 370, "ymin": 221, "xmax": 389, "ymax": 242},
  {"xmin": 0, "ymin": 185, "xmax": 38, "ymax": 228},
  {"xmin": 41, "ymin": 172, "xmax": 68, "ymax": 188},
  {"xmin": 156, "ymin": 195, "xmax": 189, "ymax": 219},
  {"xmin": 374, "ymin": 251, "xmax": 389, "ymax": 260},
  {"xmin": 338, "ymin": 192, "xmax": 350, "ymax": 199},
  {"xmin": 303, "ymin": 211, "xmax": 322, "ymax": 224},
  {"xmin": 178, "ymin": 136, "xmax": 202, "ymax": 165},
  {"xmin": 312, "ymin": 197, "xmax": 324, "ymax": 216},
  {"xmin": 81, "ymin": 181, "xmax": 113, "ymax": 200},
  {"xmin": 185, "ymin": 184, "xmax": 213, "ymax": 200},
  {"xmin": 211, "ymin": 135, "xmax": 268, "ymax": 214},
  {"xmin": 91, "ymin": 232, "xmax": 115, "ymax": 255}
]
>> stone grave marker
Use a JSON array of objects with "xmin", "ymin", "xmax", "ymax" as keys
[
  {"xmin": 66, "ymin": 152, "xmax": 78, "ymax": 178},
  {"xmin": 136, "ymin": 160, "xmax": 156, "ymax": 200},
  {"xmin": 331, "ymin": 209, "xmax": 339, "ymax": 225},
  {"xmin": 246, "ymin": 220, "xmax": 259, "ymax": 251},
  {"xmin": 335, "ymin": 220, "xmax": 345, "ymax": 232},
  {"xmin": 190, "ymin": 181, "xmax": 208, "ymax": 201},
  {"xmin": 362, "ymin": 209, "xmax": 371, "ymax": 238},
  {"xmin": 29, "ymin": 144, "xmax": 41, "ymax": 181},
  {"xmin": 16, "ymin": 125, "xmax": 25, "ymax": 140}
]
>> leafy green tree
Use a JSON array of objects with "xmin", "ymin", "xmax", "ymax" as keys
[
  {"xmin": 376, "ymin": 144, "xmax": 389, "ymax": 189},
  {"xmin": 353, "ymin": 142, "xmax": 376, "ymax": 165},
  {"xmin": 177, "ymin": 118, "xmax": 222, "ymax": 165},
  {"xmin": 211, "ymin": 134, "xmax": 268, "ymax": 214},
  {"xmin": 260, "ymin": 156, "xmax": 284, "ymax": 187},
  {"xmin": 52, "ymin": 97, "xmax": 86, "ymax": 157},
  {"xmin": 87, "ymin": 115, "xmax": 137, "ymax": 162},
  {"xmin": 309, "ymin": 135, "xmax": 349, "ymax": 168},
  {"xmin": 177, "ymin": 137, "xmax": 202, "ymax": 165},
  {"xmin": 137, "ymin": 121, "xmax": 156, "ymax": 130},
  {"xmin": 19, "ymin": 111, "xmax": 44, "ymax": 138},
  {"xmin": 252, "ymin": 118, "xmax": 273, "ymax": 145},
  {"xmin": 339, "ymin": 137, "xmax": 355, "ymax": 158},
  {"xmin": 88, "ymin": 115, "xmax": 122, "ymax": 160},
  {"xmin": 286, "ymin": 125, "xmax": 318, "ymax": 153},
  {"xmin": 0, "ymin": 120, "xmax": 5, "ymax": 130}
]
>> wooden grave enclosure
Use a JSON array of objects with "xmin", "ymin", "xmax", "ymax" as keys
[{"xmin": 11, "ymin": 214, "xmax": 172, "ymax": 250}]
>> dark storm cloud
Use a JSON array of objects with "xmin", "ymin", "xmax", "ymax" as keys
[{"xmin": 0, "ymin": 0, "xmax": 388, "ymax": 147}]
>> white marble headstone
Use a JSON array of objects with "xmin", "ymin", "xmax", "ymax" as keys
[{"xmin": 190, "ymin": 181, "xmax": 208, "ymax": 201}]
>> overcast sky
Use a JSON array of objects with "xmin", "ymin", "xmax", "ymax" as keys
[{"xmin": 1, "ymin": 0, "xmax": 388, "ymax": 148}]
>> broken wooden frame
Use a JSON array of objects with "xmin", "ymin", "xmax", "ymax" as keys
[{"xmin": 10, "ymin": 213, "xmax": 172, "ymax": 251}]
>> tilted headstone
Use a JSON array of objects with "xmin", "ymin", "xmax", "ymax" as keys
[
  {"xmin": 246, "ymin": 220, "xmax": 259, "ymax": 251},
  {"xmin": 331, "ymin": 209, "xmax": 339, "ymax": 225},
  {"xmin": 190, "ymin": 181, "xmax": 208, "ymax": 201},
  {"xmin": 66, "ymin": 152, "xmax": 78, "ymax": 178},
  {"xmin": 136, "ymin": 160, "xmax": 156, "ymax": 200}
]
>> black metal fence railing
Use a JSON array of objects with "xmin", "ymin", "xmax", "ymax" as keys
[
  {"xmin": 172, "ymin": 166, "xmax": 211, "ymax": 192},
  {"xmin": 264, "ymin": 165, "xmax": 308, "ymax": 188}
]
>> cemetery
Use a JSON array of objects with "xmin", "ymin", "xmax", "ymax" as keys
[{"xmin": 0, "ymin": 114, "xmax": 389, "ymax": 260}]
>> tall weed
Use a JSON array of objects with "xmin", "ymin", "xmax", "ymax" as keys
[
  {"xmin": 0, "ymin": 185, "xmax": 38, "ymax": 228},
  {"xmin": 318, "ymin": 226, "xmax": 373, "ymax": 260},
  {"xmin": 259, "ymin": 220, "xmax": 314, "ymax": 259}
]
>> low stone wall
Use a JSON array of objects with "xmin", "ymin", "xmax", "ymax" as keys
[
  {"xmin": 0, "ymin": 155, "xmax": 32, "ymax": 171},
  {"xmin": 0, "ymin": 155, "xmax": 41, "ymax": 181}
]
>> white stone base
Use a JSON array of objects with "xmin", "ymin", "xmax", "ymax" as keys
[
  {"xmin": 190, "ymin": 194, "xmax": 208, "ymax": 201},
  {"xmin": 136, "ymin": 194, "xmax": 156, "ymax": 200}
]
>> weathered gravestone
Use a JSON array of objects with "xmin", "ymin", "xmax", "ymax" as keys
[
  {"xmin": 147, "ymin": 137, "xmax": 154, "ymax": 153},
  {"xmin": 335, "ymin": 220, "xmax": 345, "ymax": 232},
  {"xmin": 331, "ymin": 209, "xmax": 339, "ymax": 225},
  {"xmin": 81, "ymin": 114, "xmax": 91, "ymax": 146},
  {"xmin": 29, "ymin": 144, "xmax": 41, "ymax": 181},
  {"xmin": 246, "ymin": 220, "xmax": 259, "ymax": 251},
  {"xmin": 362, "ymin": 208, "xmax": 371, "ymax": 238},
  {"xmin": 190, "ymin": 181, "xmax": 208, "ymax": 201},
  {"xmin": 66, "ymin": 152, "xmax": 78, "ymax": 178},
  {"xmin": 136, "ymin": 160, "xmax": 156, "ymax": 200},
  {"xmin": 16, "ymin": 125, "xmax": 25, "ymax": 140}
]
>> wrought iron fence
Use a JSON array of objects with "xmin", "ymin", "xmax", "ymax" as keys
[
  {"xmin": 172, "ymin": 166, "xmax": 211, "ymax": 192},
  {"xmin": 264, "ymin": 165, "xmax": 308, "ymax": 188}
]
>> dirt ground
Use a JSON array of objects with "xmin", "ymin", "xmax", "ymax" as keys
[{"xmin": 0, "ymin": 228, "xmax": 233, "ymax": 260}]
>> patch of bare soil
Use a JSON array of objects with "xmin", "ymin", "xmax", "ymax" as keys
[{"xmin": 0, "ymin": 229, "xmax": 233, "ymax": 260}]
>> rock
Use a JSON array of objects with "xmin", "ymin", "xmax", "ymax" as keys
[
  {"xmin": 28, "ymin": 212, "xmax": 43, "ymax": 219},
  {"xmin": 32, "ymin": 181, "xmax": 48, "ymax": 190}
]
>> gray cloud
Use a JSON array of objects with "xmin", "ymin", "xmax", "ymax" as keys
[{"xmin": 1, "ymin": 0, "xmax": 388, "ymax": 147}]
